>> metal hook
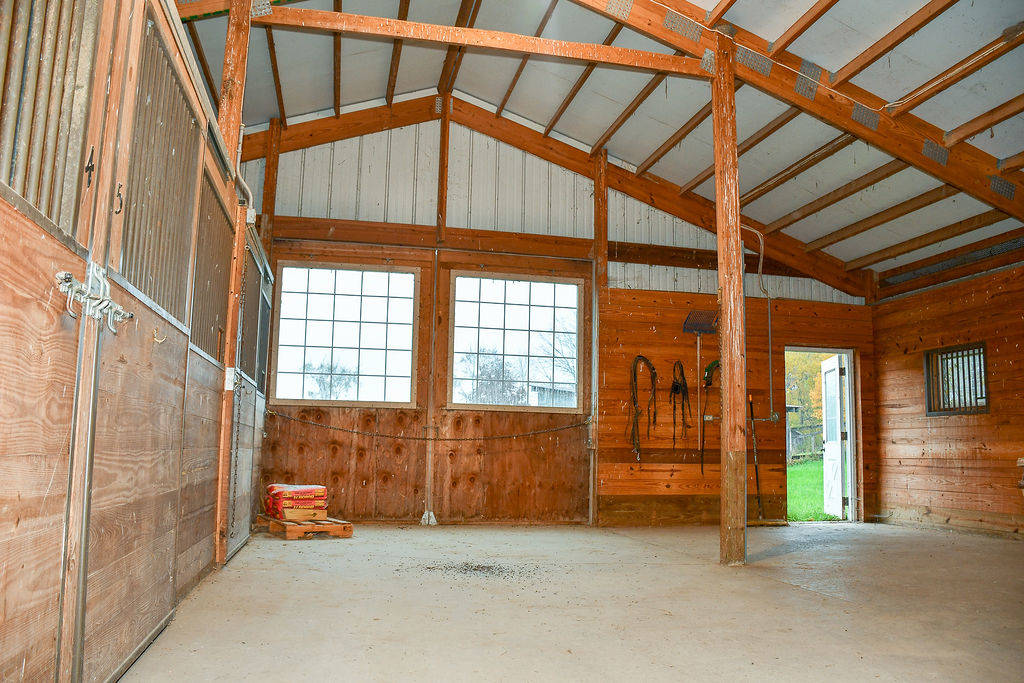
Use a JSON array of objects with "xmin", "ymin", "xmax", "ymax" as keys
[{"xmin": 113, "ymin": 183, "xmax": 123, "ymax": 215}]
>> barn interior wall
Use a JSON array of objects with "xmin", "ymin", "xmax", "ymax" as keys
[{"xmin": 873, "ymin": 265, "xmax": 1024, "ymax": 536}]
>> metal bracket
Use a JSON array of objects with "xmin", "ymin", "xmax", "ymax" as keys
[{"xmin": 55, "ymin": 262, "xmax": 134, "ymax": 333}]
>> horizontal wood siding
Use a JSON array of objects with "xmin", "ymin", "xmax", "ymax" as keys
[
  {"xmin": 873, "ymin": 265, "xmax": 1024, "ymax": 536},
  {"xmin": 597, "ymin": 288, "xmax": 877, "ymax": 525}
]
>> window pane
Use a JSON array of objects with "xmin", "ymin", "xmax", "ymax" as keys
[
  {"xmin": 554, "ymin": 332, "xmax": 576, "ymax": 358},
  {"xmin": 280, "ymin": 292, "xmax": 307, "ymax": 318},
  {"xmin": 506, "ymin": 280, "xmax": 529, "ymax": 304},
  {"xmin": 505, "ymin": 330, "xmax": 529, "ymax": 355},
  {"xmin": 480, "ymin": 279, "xmax": 505, "ymax": 302},
  {"xmin": 308, "ymin": 269, "xmax": 335, "ymax": 293},
  {"xmin": 505, "ymin": 382, "xmax": 529, "ymax": 406},
  {"xmin": 529, "ymin": 356, "xmax": 553, "ymax": 382},
  {"xmin": 479, "ymin": 303, "xmax": 504, "ymax": 328},
  {"xmin": 454, "ymin": 301, "xmax": 478, "ymax": 327},
  {"xmin": 479, "ymin": 328, "xmax": 503, "ymax": 354},
  {"xmin": 554, "ymin": 307, "xmax": 576, "ymax": 332},
  {"xmin": 389, "ymin": 272, "xmax": 415, "ymax": 298},
  {"xmin": 530, "ymin": 305, "xmax": 553, "ymax": 331},
  {"xmin": 335, "ymin": 270, "xmax": 362, "ymax": 295},
  {"xmin": 506, "ymin": 304, "xmax": 529, "ymax": 330},
  {"xmin": 361, "ymin": 296, "xmax": 388, "ymax": 322},
  {"xmin": 551, "ymin": 383, "xmax": 576, "ymax": 407},
  {"xmin": 554, "ymin": 359, "xmax": 576, "ymax": 383},
  {"xmin": 477, "ymin": 354, "xmax": 504, "ymax": 381},
  {"xmin": 554, "ymin": 283, "xmax": 577, "ymax": 308},
  {"xmin": 530, "ymin": 331, "xmax": 553, "ymax": 356},
  {"xmin": 503, "ymin": 355, "xmax": 527, "ymax": 382},
  {"xmin": 281, "ymin": 267, "xmax": 307, "ymax": 292},
  {"xmin": 387, "ymin": 323, "xmax": 413, "ymax": 350},
  {"xmin": 453, "ymin": 327, "xmax": 478, "ymax": 353},
  {"xmin": 530, "ymin": 281, "xmax": 554, "ymax": 306},
  {"xmin": 274, "ymin": 266, "xmax": 417, "ymax": 404},
  {"xmin": 455, "ymin": 276, "xmax": 479, "ymax": 301},
  {"xmin": 452, "ymin": 379, "xmax": 476, "ymax": 403},
  {"xmin": 358, "ymin": 375, "xmax": 385, "ymax": 401},
  {"xmin": 453, "ymin": 353, "xmax": 478, "ymax": 380}
]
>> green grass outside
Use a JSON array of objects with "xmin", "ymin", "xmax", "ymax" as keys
[{"xmin": 786, "ymin": 458, "xmax": 840, "ymax": 522}]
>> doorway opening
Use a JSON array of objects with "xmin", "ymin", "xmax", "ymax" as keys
[{"xmin": 783, "ymin": 348, "xmax": 857, "ymax": 522}]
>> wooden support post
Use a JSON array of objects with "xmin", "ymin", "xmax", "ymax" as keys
[
  {"xmin": 214, "ymin": 0, "xmax": 253, "ymax": 566},
  {"xmin": 711, "ymin": 37, "xmax": 746, "ymax": 566},
  {"xmin": 437, "ymin": 94, "xmax": 450, "ymax": 242},
  {"xmin": 260, "ymin": 117, "xmax": 282, "ymax": 259},
  {"xmin": 590, "ymin": 149, "xmax": 608, "ymax": 525}
]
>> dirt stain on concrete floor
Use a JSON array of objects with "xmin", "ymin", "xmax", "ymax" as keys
[{"xmin": 125, "ymin": 523, "xmax": 1024, "ymax": 682}]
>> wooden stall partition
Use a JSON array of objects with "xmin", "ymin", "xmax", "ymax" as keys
[
  {"xmin": 596, "ymin": 289, "xmax": 876, "ymax": 526},
  {"xmin": 873, "ymin": 265, "xmax": 1024, "ymax": 536},
  {"xmin": 0, "ymin": 192, "xmax": 86, "ymax": 680}
]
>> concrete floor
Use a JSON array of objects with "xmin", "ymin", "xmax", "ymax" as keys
[{"xmin": 127, "ymin": 523, "xmax": 1024, "ymax": 682}]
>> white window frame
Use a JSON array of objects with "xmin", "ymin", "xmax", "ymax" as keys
[
  {"xmin": 446, "ymin": 270, "xmax": 584, "ymax": 414},
  {"xmin": 269, "ymin": 260, "xmax": 420, "ymax": 408}
]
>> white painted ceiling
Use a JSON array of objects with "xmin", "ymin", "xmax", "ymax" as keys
[{"xmin": 184, "ymin": 0, "xmax": 1024, "ymax": 273}]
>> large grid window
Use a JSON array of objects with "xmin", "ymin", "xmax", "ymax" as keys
[
  {"xmin": 451, "ymin": 276, "xmax": 579, "ymax": 409},
  {"xmin": 924, "ymin": 342, "xmax": 988, "ymax": 416},
  {"xmin": 274, "ymin": 266, "xmax": 416, "ymax": 403}
]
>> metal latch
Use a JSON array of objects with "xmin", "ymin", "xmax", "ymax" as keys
[{"xmin": 56, "ymin": 262, "xmax": 134, "ymax": 333}]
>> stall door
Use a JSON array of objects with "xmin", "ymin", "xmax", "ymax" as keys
[{"xmin": 820, "ymin": 355, "xmax": 844, "ymax": 518}]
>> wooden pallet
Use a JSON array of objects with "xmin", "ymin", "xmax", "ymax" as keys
[{"xmin": 257, "ymin": 515, "xmax": 354, "ymax": 540}]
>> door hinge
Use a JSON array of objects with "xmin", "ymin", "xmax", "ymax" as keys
[
  {"xmin": 842, "ymin": 496, "xmax": 849, "ymax": 506},
  {"xmin": 838, "ymin": 366, "xmax": 847, "ymax": 377},
  {"xmin": 84, "ymin": 147, "xmax": 95, "ymax": 187},
  {"xmin": 841, "ymin": 430, "xmax": 848, "ymax": 441}
]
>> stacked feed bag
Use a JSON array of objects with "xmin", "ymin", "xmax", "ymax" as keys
[{"xmin": 266, "ymin": 484, "xmax": 328, "ymax": 521}]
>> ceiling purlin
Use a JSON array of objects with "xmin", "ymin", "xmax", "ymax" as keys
[
  {"xmin": 543, "ymin": 23, "xmax": 623, "ymax": 136},
  {"xmin": 495, "ymin": 0, "xmax": 560, "ymax": 117},
  {"xmin": 385, "ymin": 0, "xmax": 411, "ymax": 107}
]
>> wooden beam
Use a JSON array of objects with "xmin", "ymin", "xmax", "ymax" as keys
[
  {"xmin": 260, "ymin": 117, "xmax": 282, "ymax": 258},
  {"xmin": 805, "ymin": 185, "xmax": 960, "ymax": 252},
  {"xmin": 944, "ymin": 93, "xmax": 1024, "ymax": 147},
  {"xmin": 764, "ymin": 159, "xmax": 908, "ymax": 234},
  {"xmin": 333, "ymin": 0, "xmax": 342, "ymax": 116},
  {"xmin": 705, "ymin": 0, "xmax": 737, "ymax": 27},
  {"xmin": 186, "ymin": 21, "xmax": 220, "ymax": 109},
  {"xmin": 253, "ymin": 7, "xmax": 706, "ymax": 77},
  {"xmin": 770, "ymin": 0, "xmax": 840, "ymax": 57},
  {"xmin": 590, "ymin": 68, "xmax": 671, "ymax": 155},
  {"xmin": 385, "ymin": 0, "xmax": 410, "ymax": 106},
  {"xmin": 740, "ymin": 132, "xmax": 855, "ymax": 205},
  {"xmin": 438, "ymin": 94, "xmax": 450, "ymax": 241},
  {"xmin": 215, "ymin": 0, "xmax": 253, "ymax": 566},
  {"xmin": 566, "ymin": 0, "xmax": 1024, "ymax": 221},
  {"xmin": 265, "ymin": 27, "xmax": 287, "ymax": 126},
  {"xmin": 543, "ymin": 23, "xmax": 622, "ymax": 136},
  {"xmin": 176, "ymin": 0, "xmax": 304, "ymax": 21},
  {"xmin": 594, "ymin": 149, "xmax": 609, "ymax": 288},
  {"xmin": 711, "ymin": 38, "xmax": 746, "ymax": 566},
  {"xmin": 495, "ymin": 0, "xmax": 559, "ymax": 117},
  {"xmin": 887, "ymin": 22, "xmax": 1024, "ymax": 117},
  {"xmin": 241, "ymin": 95, "xmax": 439, "ymax": 161},
  {"xmin": 679, "ymin": 106, "xmax": 800, "ymax": 194},
  {"xmin": 609, "ymin": 241, "xmax": 802, "ymax": 276},
  {"xmin": 443, "ymin": 0, "xmax": 483, "ymax": 95},
  {"xmin": 831, "ymin": 0, "xmax": 959, "ymax": 85},
  {"xmin": 876, "ymin": 219, "xmax": 1024, "ymax": 280},
  {"xmin": 878, "ymin": 241, "xmax": 1024, "ymax": 298},
  {"xmin": 438, "ymin": 0, "xmax": 477, "ymax": 94},
  {"xmin": 846, "ymin": 208, "xmax": 1008, "ymax": 271},
  {"xmin": 447, "ymin": 97, "xmax": 868, "ymax": 296},
  {"xmin": 999, "ymin": 149, "xmax": 1024, "ymax": 174},
  {"xmin": 636, "ymin": 100, "xmax": 712, "ymax": 176}
]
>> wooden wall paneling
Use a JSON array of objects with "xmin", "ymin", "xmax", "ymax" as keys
[
  {"xmin": 413, "ymin": 120, "xmax": 440, "ymax": 226},
  {"xmin": 873, "ymin": 265, "xmax": 1024, "ymax": 535},
  {"xmin": 175, "ymin": 350, "xmax": 223, "ymax": 599},
  {"xmin": 81, "ymin": 282, "xmax": 187, "ymax": 680},
  {"xmin": 0, "ymin": 197, "xmax": 84, "ymax": 680},
  {"xmin": 387, "ymin": 124, "xmax": 417, "ymax": 224}
]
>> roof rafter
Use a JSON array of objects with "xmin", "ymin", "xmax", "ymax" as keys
[
  {"xmin": 678, "ymin": 106, "xmax": 800, "ymax": 194},
  {"xmin": 878, "ymin": 232, "xmax": 1023, "ymax": 298},
  {"xmin": 770, "ymin": 0, "xmax": 840, "ymax": 57},
  {"xmin": 589, "ymin": 65, "xmax": 674, "ymax": 155},
  {"xmin": 496, "ymin": 0, "xmax": 559, "ymax": 117},
  {"xmin": 705, "ymin": 0, "xmax": 738, "ymax": 27},
  {"xmin": 887, "ymin": 22, "xmax": 1024, "ymax": 117},
  {"xmin": 543, "ymin": 23, "xmax": 623, "ymax": 135},
  {"xmin": 636, "ymin": 99, "xmax": 713, "ymax": 176},
  {"xmin": 805, "ymin": 184, "xmax": 960, "ymax": 252},
  {"xmin": 944, "ymin": 93, "xmax": 1024, "ymax": 147},
  {"xmin": 999, "ymin": 150, "xmax": 1024, "ymax": 174},
  {"xmin": 252, "ymin": 7, "xmax": 705, "ymax": 78},
  {"xmin": 265, "ymin": 26, "xmax": 287, "ymax": 126},
  {"xmin": 566, "ymin": 0, "xmax": 1024, "ymax": 221},
  {"xmin": 185, "ymin": 21, "xmax": 219, "ymax": 109},
  {"xmin": 764, "ymin": 159, "xmax": 909, "ymax": 234},
  {"xmin": 438, "ymin": 0, "xmax": 479, "ymax": 95},
  {"xmin": 385, "ymin": 0, "xmax": 411, "ymax": 106},
  {"xmin": 740, "ymin": 132, "xmax": 856, "ymax": 205},
  {"xmin": 830, "ymin": 0, "xmax": 960, "ymax": 86},
  {"xmin": 333, "ymin": 0, "xmax": 342, "ymax": 116},
  {"xmin": 848, "ymin": 208, "xmax": 1008, "ymax": 271}
]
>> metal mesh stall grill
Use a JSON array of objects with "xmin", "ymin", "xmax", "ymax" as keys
[
  {"xmin": 255, "ymin": 289, "xmax": 271, "ymax": 392},
  {"xmin": 0, "ymin": 0, "xmax": 100, "ymax": 233},
  {"xmin": 237, "ymin": 248, "xmax": 262, "ymax": 382},
  {"xmin": 119, "ymin": 10, "xmax": 202, "ymax": 323},
  {"xmin": 190, "ymin": 174, "xmax": 234, "ymax": 361}
]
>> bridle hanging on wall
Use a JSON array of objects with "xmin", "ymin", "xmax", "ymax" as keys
[
  {"xmin": 668, "ymin": 360, "xmax": 692, "ymax": 450},
  {"xmin": 629, "ymin": 355, "xmax": 657, "ymax": 462}
]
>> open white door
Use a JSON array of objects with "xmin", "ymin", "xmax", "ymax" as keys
[{"xmin": 820, "ymin": 355, "xmax": 844, "ymax": 517}]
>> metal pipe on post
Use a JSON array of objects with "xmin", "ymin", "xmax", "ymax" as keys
[{"xmin": 711, "ymin": 36, "xmax": 748, "ymax": 566}]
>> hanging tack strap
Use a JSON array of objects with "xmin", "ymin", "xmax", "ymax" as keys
[
  {"xmin": 668, "ymin": 360, "xmax": 692, "ymax": 450},
  {"xmin": 629, "ymin": 355, "xmax": 658, "ymax": 462}
]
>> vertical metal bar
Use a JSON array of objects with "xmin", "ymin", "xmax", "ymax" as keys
[
  {"xmin": 23, "ymin": 0, "xmax": 62, "ymax": 205},
  {"xmin": 10, "ymin": 0, "xmax": 47, "ymax": 194},
  {"xmin": 0, "ymin": 0, "xmax": 17, "ymax": 118},
  {"xmin": 0, "ymin": 0, "xmax": 33, "ymax": 184},
  {"xmin": 37, "ymin": 0, "xmax": 75, "ymax": 215}
]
